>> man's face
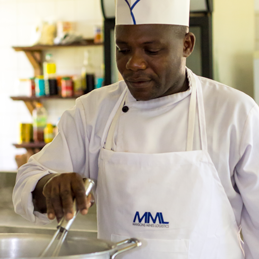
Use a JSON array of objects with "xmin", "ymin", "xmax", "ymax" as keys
[{"xmin": 116, "ymin": 24, "xmax": 190, "ymax": 101}]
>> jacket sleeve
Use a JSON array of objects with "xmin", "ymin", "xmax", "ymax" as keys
[
  {"xmin": 235, "ymin": 105, "xmax": 259, "ymax": 259},
  {"xmin": 12, "ymin": 99, "xmax": 89, "ymax": 224}
]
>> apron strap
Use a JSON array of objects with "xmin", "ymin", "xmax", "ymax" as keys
[
  {"xmin": 105, "ymin": 90, "xmax": 127, "ymax": 150},
  {"xmin": 101, "ymin": 87, "xmax": 127, "ymax": 148},
  {"xmin": 186, "ymin": 70, "xmax": 208, "ymax": 152},
  {"xmin": 196, "ymin": 76, "xmax": 208, "ymax": 151},
  {"xmin": 186, "ymin": 74, "xmax": 197, "ymax": 151}
]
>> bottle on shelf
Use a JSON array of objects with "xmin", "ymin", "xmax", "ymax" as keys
[
  {"xmin": 44, "ymin": 123, "xmax": 54, "ymax": 143},
  {"xmin": 35, "ymin": 75, "xmax": 45, "ymax": 97},
  {"xmin": 43, "ymin": 53, "xmax": 56, "ymax": 79},
  {"xmin": 33, "ymin": 103, "xmax": 47, "ymax": 143},
  {"xmin": 61, "ymin": 77, "xmax": 73, "ymax": 97},
  {"xmin": 73, "ymin": 75, "xmax": 84, "ymax": 96},
  {"xmin": 29, "ymin": 77, "xmax": 36, "ymax": 97},
  {"xmin": 81, "ymin": 50, "xmax": 95, "ymax": 94},
  {"xmin": 94, "ymin": 26, "xmax": 102, "ymax": 43},
  {"xmin": 19, "ymin": 123, "xmax": 33, "ymax": 144},
  {"xmin": 56, "ymin": 76, "xmax": 62, "ymax": 96},
  {"xmin": 43, "ymin": 53, "xmax": 58, "ymax": 96}
]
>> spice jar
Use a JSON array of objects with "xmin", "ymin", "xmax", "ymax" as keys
[{"xmin": 61, "ymin": 77, "xmax": 73, "ymax": 97}]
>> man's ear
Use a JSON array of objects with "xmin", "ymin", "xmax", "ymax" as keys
[{"xmin": 183, "ymin": 32, "xmax": 196, "ymax": 58}]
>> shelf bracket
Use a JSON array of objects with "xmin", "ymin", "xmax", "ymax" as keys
[
  {"xmin": 24, "ymin": 100, "xmax": 40, "ymax": 115},
  {"xmin": 24, "ymin": 51, "xmax": 43, "ymax": 77},
  {"xmin": 24, "ymin": 101, "xmax": 34, "ymax": 115}
]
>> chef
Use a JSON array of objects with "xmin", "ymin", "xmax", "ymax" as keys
[{"xmin": 13, "ymin": 0, "xmax": 259, "ymax": 258}]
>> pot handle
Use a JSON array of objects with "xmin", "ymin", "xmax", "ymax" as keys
[{"xmin": 111, "ymin": 238, "xmax": 142, "ymax": 259}]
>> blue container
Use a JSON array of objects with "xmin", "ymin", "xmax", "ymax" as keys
[
  {"xmin": 96, "ymin": 77, "xmax": 104, "ymax": 89},
  {"xmin": 35, "ymin": 77, "xmax": 45, "ymax": 97}
]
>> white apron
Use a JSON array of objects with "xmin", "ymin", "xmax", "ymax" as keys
[{"xmin": 96, "ymin": 71, "xmax": 245, "ymax": 259}]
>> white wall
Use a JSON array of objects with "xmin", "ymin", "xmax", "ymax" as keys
[
  {"xmin": 212, "ymin": 0, "xmax": 255, "ymax": 97},
  {"xmin": 255, "ymin": 0, "xmax": 259, "ymax": 12},
  {"xmin": 0, "ymin": 0, "xmax": 103, "ymax": 171}
]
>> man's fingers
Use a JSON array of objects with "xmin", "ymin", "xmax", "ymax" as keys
[
  {"xmin": 72, "ymin": 178, "xmax": 88, "ymax": 215},
  {"xmin": 43, "ymin": 177, "xmax": 64, "ymax": 221},
  {"xmin": 46, "ymin": 197, "xmax": 55, "ymax": 219},
  {"xmin": 51, "ymin": 185, "xmax": 64, "ymax": 221},
  {"xmin": 41, "ymin": 173, "xmax": 92, "ymax": 221},
  {"xmin": 46, "ymin": 198, "xmax": 63, "ymax": 222},
  {"xmin": 60, "ymin": 182, "xmax": 74, "ymax": 221},
  {"xmin": 87, "ymin": 193, "xmax": 95, "ymax": 208}
]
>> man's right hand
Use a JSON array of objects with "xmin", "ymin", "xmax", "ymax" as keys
[{"xmin": 32, "ymin": 173, "xmax": 93, "ymax": 222}]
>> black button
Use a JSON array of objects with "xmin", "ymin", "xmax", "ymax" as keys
[{"xmin": 122, "ymin": 106, "xmax": 129, "ymax": 113}]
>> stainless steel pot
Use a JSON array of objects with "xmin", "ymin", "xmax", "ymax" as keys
[{"xmin": 0, "ymin": 233, "xmax": 141, "ymax": 259}]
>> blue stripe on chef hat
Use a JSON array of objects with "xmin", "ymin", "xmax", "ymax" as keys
[
  {"xmin": 124, "ymin": 0, "xmax": 141, "ymax": 25},
  {"xmin": 116, "ymin": 0, "xmax": 190, "ymax": 26}
]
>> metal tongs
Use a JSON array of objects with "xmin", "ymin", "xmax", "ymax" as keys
[{"xmin": 40, "ymin": 178, "xmax": 95, "ymax": 257}]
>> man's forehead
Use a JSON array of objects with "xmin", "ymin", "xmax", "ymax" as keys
[
  {"xmin": 115, "ymin": 25, "xmax": 178, "ymax": 47},
  {"xmin": 115, "ymin": 24, "xmax": 183, "ymax": 39},
  {"xmin": 115, "ymin": 24, "xmax": 173, "ymax": 32}
]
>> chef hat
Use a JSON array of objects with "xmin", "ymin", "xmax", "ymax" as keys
[{"xmin": 116, "ymin": 0, "xmax": 190, "ymax": 26}]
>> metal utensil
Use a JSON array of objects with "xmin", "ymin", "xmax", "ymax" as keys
[
  {"xmin": 40, "ymin": 178, "xmax": 95, "ymax": 257},
  {"xmin": 0, "ymin": 233, "xmax": 142, "ymax": 259}
]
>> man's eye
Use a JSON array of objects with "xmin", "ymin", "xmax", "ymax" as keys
[
  {"xmin": 145, "ymin": 49, "xmax": 160, "ymax": 55},
  {"xmin": 116, "ymin": 47, "xmax": 129, "ymax": 54}
]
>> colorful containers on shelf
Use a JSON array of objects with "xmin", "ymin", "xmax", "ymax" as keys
[
  {"xmin": 35, "ymin": 76, "xmax": 45, "ymax": 97},
  {"xmin": 45, "ymin": 78, "xmax": 58, "ymax": 96},
  {"xmin": 44, "ymin": 123, "xmax": 54, "ymax": 143},
  {"xmin": 19, "ymin": 123, "xmax": 33, "ymax": 143},
  {"xmin": 72, "ymin": 75, "xmax": 84, "ymax": 96},
  {"xmin": 33, "ymin": 73, "xmax": 102, "ymax": 98},
  {"xmin": 61, "ymin": 77, "xmax": 73, "ymax": 97},
  {"xmin": 33, "ymin": 103, "xmax": 47, "ymax": 142},
  {"xmin": 29, "ymin": 78, "xmax": 36, "ymax": 96}
]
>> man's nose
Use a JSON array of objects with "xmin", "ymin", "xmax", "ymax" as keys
[{"xmin": 126, "ymin": 51, "xmax": 147, "ymax": 71}]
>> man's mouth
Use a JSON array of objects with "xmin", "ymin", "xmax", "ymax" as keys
[{"xmin": 126, "ymin": 79, "xmax": 152, "ymax": 88}]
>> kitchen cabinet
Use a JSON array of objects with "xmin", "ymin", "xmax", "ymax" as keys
[{"xmin": 11, "ymin": 39, "xmax": 103, "ymax": 150}]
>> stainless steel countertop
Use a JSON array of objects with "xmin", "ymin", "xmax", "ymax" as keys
[{"xmin": 0, "ymin": 206, "xmax": 97, "ymax": 231}]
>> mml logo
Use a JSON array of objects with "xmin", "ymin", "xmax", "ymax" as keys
[{"xmin": 133, "ymin": 211, "xmax": 169, "ymax": 224}]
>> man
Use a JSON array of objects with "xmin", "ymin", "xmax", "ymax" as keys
[{"xmin": 13, "ymin": 0, "xmax": 259, "ymax": 258}]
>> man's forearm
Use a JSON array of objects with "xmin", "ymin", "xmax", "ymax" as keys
[{"xmin": 32, "ymin": 174, "xmax": 55, "ymax": 213}]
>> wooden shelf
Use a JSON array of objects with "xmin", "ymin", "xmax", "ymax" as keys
[
  {"xmin": 12, "ymin": 39, "xmax": 103, "ymax": 52},
  {"xmin": 13, "ymin": 143, "xmax": 46, "ymax": 149},
  {"xmin": 10, "ymin": 95, "xmax": 80, "ymax": 115},
  {"xmin": 11, "ymin": 39, "xmax": 101, "ymax": 153},
  {"xmin": 12, "ymin": 39, "xmax": 103, "ymax": 77}
]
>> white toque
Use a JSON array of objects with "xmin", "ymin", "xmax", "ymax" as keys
[{"xmin": 116, "ymin": 0, "xmax": 190, "ymax": 26}]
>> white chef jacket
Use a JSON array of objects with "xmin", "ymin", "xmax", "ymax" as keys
[{"xmin": 13, "ymin": 69, "xmax": 259, "ymax": 259}]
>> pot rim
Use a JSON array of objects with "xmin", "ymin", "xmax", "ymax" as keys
[{"xmin": 0, "ymin": 233, "xmax": 141, "ymax": 259}]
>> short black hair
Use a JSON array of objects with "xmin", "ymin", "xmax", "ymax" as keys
[
  {"xmin": 115, "ymin": 24, "xmax": 189, "ymax": 39},
  {"xmin": 171, "ymin": 25, "xmax": 189, "ymax": 39}
]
